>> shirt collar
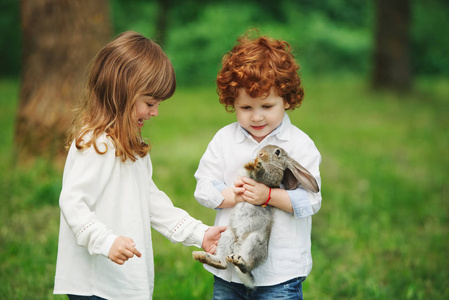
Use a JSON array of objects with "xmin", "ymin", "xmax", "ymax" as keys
[{"xmin": 235, "ymin": 113, "xmax": 292, "ymax": 144}]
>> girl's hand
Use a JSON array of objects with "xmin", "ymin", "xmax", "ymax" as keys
[
  {"xmin": 239, "ymin": 177, "xmax": 271, "ymax": 206},
  {"xmin": 108, "ymin": 236, "xmax": 142, "ymax": 265},
  {"xmin": 202, "ymin": 226, "xmax": 227, "ymax": 254}
]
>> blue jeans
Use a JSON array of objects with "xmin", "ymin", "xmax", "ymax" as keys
[
  {"xmin": 212, "ymin": 276, "xmax": 306, "ymax": 300},
  {"xmin": 67, "ymin": 295, "xmax": 107, "ymax": 300}
]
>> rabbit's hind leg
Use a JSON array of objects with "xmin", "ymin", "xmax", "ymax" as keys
[
  {"xmin": 192, "ymin": 251, "xmax": 228, "ymax": 269},
  {"xmin": 227, "ymin": 231, "xmax": 268, "ymax": 273},
  {"xmin": 226, "ymin": 254, "xmax": 250, "ymax": 273},
  {"xmin": 192, "ymin": 228, "xmax": 234, "ymax": 270}
]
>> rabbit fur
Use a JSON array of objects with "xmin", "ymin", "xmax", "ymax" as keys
[{"xmin": 192, "ymin": 145, "xmax": 319, "ymax": 288}]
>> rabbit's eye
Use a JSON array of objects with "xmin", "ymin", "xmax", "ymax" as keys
[{"xmin": 275, "ymin": 149, "xmax": 281, "ymax": 156}]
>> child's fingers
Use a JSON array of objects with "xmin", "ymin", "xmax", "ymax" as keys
[
  {"xmin": 127, "ymin": 240, "xmax": 142, "ymax": 258},
  {"xmin": 217, "ymin": 225, "xmax": 227, "ymax": 233},
  {"xmin": 240, "ymin": 176, "xmax": 251, "ymax": 183},
  {"xmin": 120, "ymin": 249, "xmax": 135, "ymax": 259},
  {"xmin": 241, "ymin": 177, "xmax": 257, "ymax": 186},
  {"xmin": 109, "ymin": 237, "xmax": 142, "ymax": 265},
  {"xmin": 208, "ymin": 244, "xmax": 217, "ymax": 254},
  {"xmin": 233, "ymin": 186, "xmax": 245, "ymax": 195},
  {"xmin": 110, "ymin": 254, "xmax": 126, "ymax": 265},
  {"xmin": 234, "ymin": 178, "xmax": 244, "ymax": 187},
  {"xmin": 132, "ymin": 246, "xmax": 142, "ymax": 258}
]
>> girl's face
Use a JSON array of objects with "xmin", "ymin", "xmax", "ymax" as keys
[
  {"xmin": 234, "ymin": 88, "xmax": 289, "ymax": 143},
  {"xmin": 135, "ymin": 95, "xmax": 161, "ymax": 128}
]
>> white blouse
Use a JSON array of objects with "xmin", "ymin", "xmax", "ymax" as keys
[
  {"xmin": 54, "ymin": 133, "xmax": 208, "ymax": 299},
  {"xmin": 194, "ymin": 113, "xmax": 322, "ymax": 286}
]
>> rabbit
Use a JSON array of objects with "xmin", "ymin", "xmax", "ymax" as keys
[{"xmin": 192, "ymin": 145, "xmax": 319, "ymax": 288}]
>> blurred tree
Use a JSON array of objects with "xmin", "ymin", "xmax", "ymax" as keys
[
  {"xmin": 372, "ymin": 0, "xmax": 412, "ymax": 92},
  {"xmin": 0, "ymin": 0, "xmax": 21, "ymax": 77},
  {"xmin": 16, "ymin": 0, "xmax": 112, "ymax": 165},
  {"xmin": 155, "ymin": 0, "xmax": 171, "ymax": 47}
]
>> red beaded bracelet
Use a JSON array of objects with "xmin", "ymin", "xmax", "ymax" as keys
[{"xmin": 262, "ymin": 188, "xmax": 272, "ymax": 207}]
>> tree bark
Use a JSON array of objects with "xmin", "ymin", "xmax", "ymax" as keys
[
  {"xmin": 372, "ymin": 0, "xmax": 412, "ymax": 92},
  {"xmin": 155, "ymin": 0, "xmax": 171, "ymax": 48},
  {"xmin": 17, "ymin": 0, "xmax": 112, "ymax": 165}
]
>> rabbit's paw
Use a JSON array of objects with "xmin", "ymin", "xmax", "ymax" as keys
[
  {"xmin": 226, "ymin": 254, "xmax": 250, "ymax": 273},
  {"xmin": 244, "ymin": 161, "xmax": 256, "ymax": 171},
  {"xmin": 192, "ymin": 251, "xmax": 227, "ymax": 269}
]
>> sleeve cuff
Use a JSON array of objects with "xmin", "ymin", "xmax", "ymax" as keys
[
  {"xmin": 213, "ymin": 180, "xmax": 227, "ymax": 193},
  {"xmin": 187, "ymin": 223, "xmax": 209, "ymax": 248},
  {"xmin": 100, "ymin": 233, "xmax": 119, "ymax": 258},
  {"xmin": 194, "ymin": 181, "xmax": 225, "ymax": 209},
  {"xmin": 288, "ymin": 188, "xmax": 313, "ymax": 218},
  {"xmin": 168, "ymin": 215, "xmax": 209, "ymax": 248}
]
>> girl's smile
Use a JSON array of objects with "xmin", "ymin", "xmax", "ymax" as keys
[
  {"xmin": 137, "ymin": 118, "xmax": 145, "ymax": 127},
  {"xmin": 135, "ymin": 95, "xmax": 161, "ymax": 128}
]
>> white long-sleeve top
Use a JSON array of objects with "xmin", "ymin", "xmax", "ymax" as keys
[
  {"xmin": 194, "ymin": 113, "xmax": 322, "ymax": 286},
  {"xmin": 54, "ymin": 133, "xmax": 208, "ymax": 299}
]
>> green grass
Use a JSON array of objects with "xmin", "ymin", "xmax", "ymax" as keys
[{"xmin": 0, "ymin": 75, "xmax": 448, "ymax": 299}]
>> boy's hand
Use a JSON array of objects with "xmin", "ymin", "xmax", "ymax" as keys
[
  {"xmin": 202, "ymin": 226, "xmax": 227, "ymax": 254},
  {"xmin": 108, "ymin": 236, "xmax": 142, "ymax": 265},
  {"xmin": 233, "ymin": 177, "xmax": 246, "ymax": 204},
  {"xmin": 239, "ymin": 177, "xmax": 270, "ymax": 206}
]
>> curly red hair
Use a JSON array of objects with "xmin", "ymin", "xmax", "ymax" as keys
[{"xmin": 217, "ymin": 34, "xmax": 304, "ymax": 112}]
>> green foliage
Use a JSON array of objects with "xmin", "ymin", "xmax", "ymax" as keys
[
  {"xmin": 1, "ymin": 76, "xmax": 448, "ymax": 299},
  {"xmin": 110, "ymin": 0, "xmax": 158, "ymax": 38},
  {"xmin": 411, "ymin": 0, "xmax": 449, "ymax": 75},
  {"xmin": 0, "ymin": 0, "xmax": 21, "ymax": 76},
  {"xmin": 3, "ymin": 1, "xmax": 449, "ymax": 79}
]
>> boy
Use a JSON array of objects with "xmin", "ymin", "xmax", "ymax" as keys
[{"xmin": 194, "ymin": 32, "xmax": 322, "ymax": 299}]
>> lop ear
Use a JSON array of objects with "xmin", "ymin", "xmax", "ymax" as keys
[{"xmin": 283, "ymin": 160, "xmax": 319, "ymax": 193}]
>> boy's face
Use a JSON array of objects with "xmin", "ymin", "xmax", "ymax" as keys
[{"xmin": 234, "ymin": 88, "xmax": 289, "ymax": 143}]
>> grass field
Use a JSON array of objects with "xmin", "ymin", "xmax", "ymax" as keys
[{"xmin": 0, "ymin": 75, "xmax": 448, "ymax": 299}]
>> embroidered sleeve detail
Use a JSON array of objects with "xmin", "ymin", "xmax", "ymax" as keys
[
  {"xmin": 170, "ymin": 217, "xmax": 188, "ymax": 237},
  {"xmin": 76, "ymin": 221, "xmax": 98, "ymax": 238}
]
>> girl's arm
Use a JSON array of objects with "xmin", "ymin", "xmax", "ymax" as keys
[
  {"xmin": 147, "ymin": 156, "xmax": 225, "ymax": 250},
  {"xmin": 59, "ymin": 140, "xmax": 119, "ymax": 258}
]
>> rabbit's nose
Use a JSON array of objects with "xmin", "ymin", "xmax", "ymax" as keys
[{"xmin": 259, "ymin": 151, "xmax": 268, "ymax": 161}]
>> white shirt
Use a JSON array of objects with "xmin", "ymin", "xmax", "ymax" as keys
[
  {"xmin": 54, "ymin": 133, "xmax": 208, "ymax": 299},
  {"xmin": 194, "ymin": 113, "xmax": 322, "ymax": 286}
]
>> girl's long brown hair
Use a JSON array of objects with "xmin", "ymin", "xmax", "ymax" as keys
[{"xmin": 68, "ymin": 31, "xmax": 176, "ymax": 161}]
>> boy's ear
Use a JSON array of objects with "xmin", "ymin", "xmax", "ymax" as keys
[{"xmin": 284, "ymin": 101, "xmax": 290, "ymax": 110}]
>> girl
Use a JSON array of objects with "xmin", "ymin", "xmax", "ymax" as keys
[
  {"xmin": 194, "ymin": 33, "xmax": 322, "ymax": 299},
  {"xmin": 54, "ymin": 31, "xmax": 225, "ymax": 300}
]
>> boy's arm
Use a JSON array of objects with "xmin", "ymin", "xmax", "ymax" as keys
[
  {"xmin": 237, "ymin": 177, "xmax": 293, "ymax": 213},
  {"xmin": 238, "ymin": 140, "xmax": 322, "ymax": 216},
  {"xmin": 216, "ymin": 187, "xmax": 239, "ymax": 208},
  {"xmin": 194, "ymin": 135, "xmax": 229, "ymax": 209}
]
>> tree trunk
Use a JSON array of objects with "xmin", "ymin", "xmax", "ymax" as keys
[
  {"xmin": 16, "ymin": 0, "xmax": 112, "ymax": 165},
  {"xmin": 155, "ymin": 0, "xmax": 171, "ymax": 48},
  {"xmin": 372, "ymin": 0, "xmax": 412, "ymax": 92}
]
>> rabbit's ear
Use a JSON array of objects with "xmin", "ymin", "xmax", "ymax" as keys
[{"xmin": 283, "ymin": 160, "xmax": 319, "ymax": 193}]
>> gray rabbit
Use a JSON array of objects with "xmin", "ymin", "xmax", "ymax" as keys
[{"xmin": 192, "ymin": 145, "xmax": 319, "ymax": 288}]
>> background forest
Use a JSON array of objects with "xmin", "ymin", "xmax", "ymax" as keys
[{"xmin": 0, "ymin": 0, "xmax": 448, "ymax": 299}]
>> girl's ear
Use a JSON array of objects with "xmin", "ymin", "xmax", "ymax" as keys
[
  {"xmin": 284, "ymin": 101, "xmax": 290, "ymax": 110},
  {"xmin": 283, "ymin": 160, "xmax": 319, "ymax": 193}
]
